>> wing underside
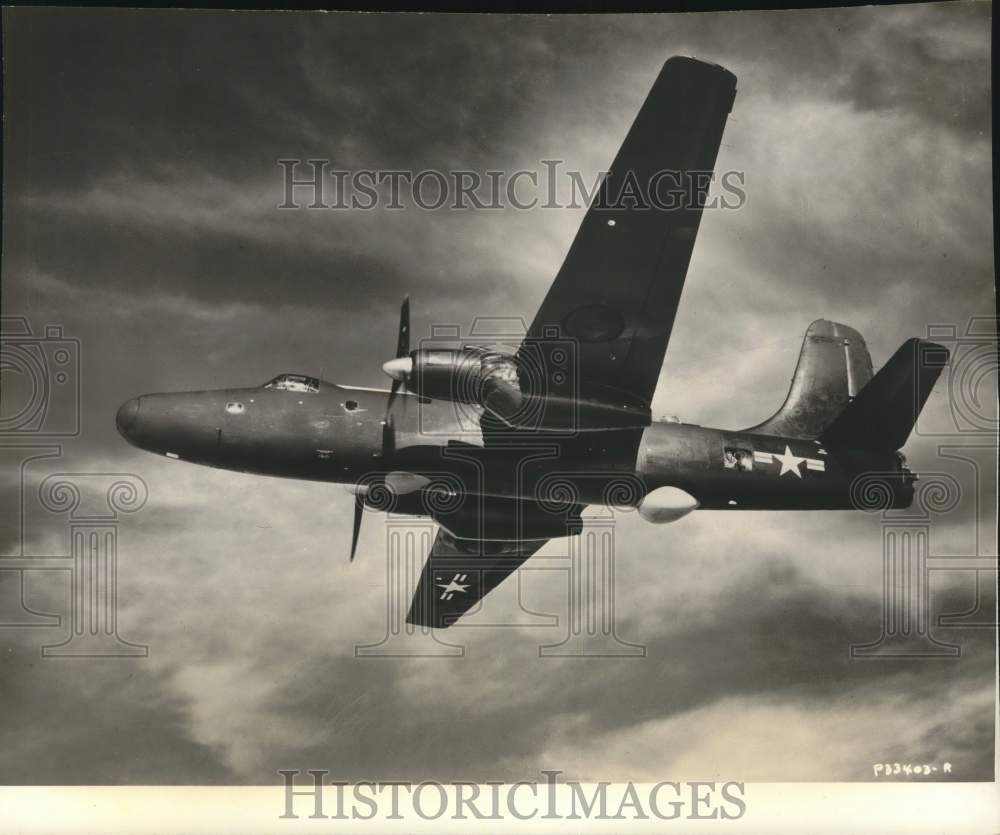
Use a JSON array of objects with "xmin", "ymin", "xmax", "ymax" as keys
[
  {"xmin": 517, "ymin": 57, "xmax": 737, "ymax": 412},
  {"xmin": 406, "ymin": 495, "xmax": 583, "ymax": 628},
  {"xmin": 406, "ymin": 531, "xmax": 551, "ymax": 629}
]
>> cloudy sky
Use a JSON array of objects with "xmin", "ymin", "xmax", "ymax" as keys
[{"xmin": 1, "ymin": 5, "xmax": 995, "ymax": 784}]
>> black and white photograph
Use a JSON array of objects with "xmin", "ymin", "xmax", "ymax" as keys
[{"xmin": 1, "ymin": 3, "xmax": 996, "ymax": 832}]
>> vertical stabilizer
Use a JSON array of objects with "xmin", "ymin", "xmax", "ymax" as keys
[{"xmin": 747, "ymin": 319, "xmax": 873, "ymax": 439}]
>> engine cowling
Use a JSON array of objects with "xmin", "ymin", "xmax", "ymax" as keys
[
  {"xmin": 389, "ymin": 347, "xmax": 526, "ymax": 417},
  {"xmin": 383, "ymin": 346, "xmax": 651, "ymax": 431}
]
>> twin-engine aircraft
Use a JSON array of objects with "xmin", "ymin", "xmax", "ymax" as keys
[{"xmin": 117, "ymin": 57, "xmax": 947, "ymax": 628}]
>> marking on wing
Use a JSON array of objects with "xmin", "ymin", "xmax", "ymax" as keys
[{"xmin": 436, "ymin": 573, "xmax": 470, "ymax": 601}]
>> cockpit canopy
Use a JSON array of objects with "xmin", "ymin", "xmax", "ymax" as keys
[{"xmin": 263, "ymin": 373, "xmax": 320, "ymax": 393}]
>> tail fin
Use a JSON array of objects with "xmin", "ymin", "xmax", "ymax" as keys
[
  {"xmin": 747, "ymin": 320, "xmax": 874, "ymax": 439},
  {"xmin": 821, "ymin": 338, "xmax": 949, "ymax": 452}
]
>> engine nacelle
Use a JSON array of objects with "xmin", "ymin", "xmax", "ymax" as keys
[
  {"xmin": 638, "ymin": 486, "xmax": 699, "ymax": 524},
  {"xmin": 384, "ymin": 346, "xmax": 650, "ymax": 431},
  {"xmin": 406, "ymin": 347, "xmax": 526, "ymax": 415}
]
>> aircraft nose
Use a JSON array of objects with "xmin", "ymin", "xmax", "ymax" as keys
[
  {"xmin": 113, "ymin": 391, "xmax": 229, "ymax": 462},
  {"xmin": 116, "ymin": 397, "xmax": 141, "ymax": 439}
]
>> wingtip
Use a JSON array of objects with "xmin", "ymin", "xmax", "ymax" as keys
[
  {"xmin": 404, "ymin": 607, "xmax": 450, "ymax": 630},
  {"xmin": 662, "ymin": 55, "xmax": 736, "ymax": 83}
]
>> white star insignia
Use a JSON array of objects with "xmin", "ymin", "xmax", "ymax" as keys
[
  {"xmin": 774, "ymin": 445, "xmax": 805, "ymax": 478},
  {"xmin": 436, "ymin": 574, "xmax": 470, "ymax": 600}
]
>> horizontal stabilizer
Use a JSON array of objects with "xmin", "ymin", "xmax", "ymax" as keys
[{"xmin": 820, "ymin": 338, "xmax": 949, "ymax": 452}]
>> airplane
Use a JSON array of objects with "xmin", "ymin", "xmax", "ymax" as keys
[{"xmin": 116, "ymin": 56, "xmax": 948, "ymax": 629}]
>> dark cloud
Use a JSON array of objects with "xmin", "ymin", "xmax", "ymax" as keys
[
  {"xmin": 3, "ymin": 9, "xmax": 304, "ymax": 189},
  {"xmin": 833, "ymin": 5, "xmax": 992, "ymax": 137},
  {"xmin": 5, "ymin": 6, "xmax": 988, "ymax": 197},
  {"xmin": 5, "ymin": 542, "xmax": 991, "ymax": 783},
  {"xmin": 0, "ymin": 637, "xmax": 234, "ymax": 784}
]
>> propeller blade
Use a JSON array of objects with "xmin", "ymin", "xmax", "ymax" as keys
[
  {"xmin": 386, "ymin": 296, "xmax": 410, "ymax": 416},
  {"xmin": 349, "ymin": 493, "xmax": 364, "ymax": 562},
  {"xmin": 396, "ymin": 296, "xmax": 410, "ymax": 358},
  {"xmin": 382, "ymin": 415, "xmax": 395, "ymax": 459},
  {"xmin": 387, "ymin": 378, "xmax": 402, "ymax": 415}
]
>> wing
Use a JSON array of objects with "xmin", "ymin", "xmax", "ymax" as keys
[
  {"xmin": 517, "ymin": 57, "xmax": 737, "ymax": 411},
  {"xmin": 405, "ymin": 495, "xmax": 583, "ymax": 629},
  {"xmin": 406, "ymin": 531, "xmax": 550, "ymax": 629}
]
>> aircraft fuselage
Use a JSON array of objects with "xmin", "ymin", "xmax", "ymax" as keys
[{"xmin": 116, "ymin": 382, "xmax": 914, "ymax": 514}]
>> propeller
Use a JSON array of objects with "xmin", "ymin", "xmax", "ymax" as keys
[
  {"xmin": 349, "ymin": 296, "xmax": 410, "ymax": 563},
  {"xmin": 349, "ymin": 492, "xmax": 365, "ymax": 562},
  {"xmin": 384, "ymin": 296, "xmax": 411, "ymax": 414},
  {"xmin": 382, "ymin": 414, "xmax": 395, "ymax": 459},
  {"xmin": 347, "ymin": 427, "xmax": 393, "ymax": 563}
]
